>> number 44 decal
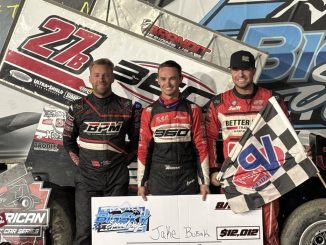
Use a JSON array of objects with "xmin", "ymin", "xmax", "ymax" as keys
[{"xmin": 18, "ymin": 15, "xmax": 107, "ymax": 74}]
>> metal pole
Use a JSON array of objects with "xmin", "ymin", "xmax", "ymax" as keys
[
  {"xmin": 201, "ymin": 35, "xmax": 217, "ymax": 59},
  {"xmin": 317, "ymin": 172, "xmax": 326, "ymax": 189},
  {"xmin": 106, "ymin": 0, "xmax": 112, "ymax": 22},
  {"xmin": 143, "ymin": 12, "xmax": 163, "ymax": 37},
  {"xmin": 154, "ymin": 0, "xmax": 164, "ymax": 7}
]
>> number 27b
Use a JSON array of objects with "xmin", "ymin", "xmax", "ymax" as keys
[{"xmin": 19, "ymin": 15, "xmax": 107, "ymax": 73}]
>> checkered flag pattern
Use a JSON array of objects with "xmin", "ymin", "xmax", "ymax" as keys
[{"xmin": 217, "ymin": 97, "xmax": 318, "ymax": 213}]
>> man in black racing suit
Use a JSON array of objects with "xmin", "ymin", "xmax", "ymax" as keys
[{"xmin": 63, "ymin": 58, "xmax": 141, "ymax": 245}]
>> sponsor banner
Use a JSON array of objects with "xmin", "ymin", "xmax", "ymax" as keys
[
  {"xmin": 90, "ymin": 0, "xmax": 268, "ymax": 84},
  {"xmin": 0, "ymin": 0, "xmax": 232, "ymax": 109},
  {"xmin": 91, "ymin": 195, "xmax": 263, "ymax": 244},
  {"xmin": 0, "ymin": 164, "xmax": 51, "ymax": 245}
]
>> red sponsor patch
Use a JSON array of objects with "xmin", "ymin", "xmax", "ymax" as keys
[
  {"xmin": 42, "ymin": 118, "xmax": 53, "ymax": 125},
  {"xmin": 91, "ymin": 160, "xmax": 100, "ymax": 168}
]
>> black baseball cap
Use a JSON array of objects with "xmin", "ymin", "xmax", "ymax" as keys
[{"xmin": 229, "ymin": 50, "xmax": 255, "ymax": 69}]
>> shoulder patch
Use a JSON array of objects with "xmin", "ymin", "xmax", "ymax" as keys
[
  {"xmin": 202, "ymin": 94, "xmax": 221, "ymax": 113},
  {"xmin": 117, "ymin": 96, "xmax": 132, "ymax": 110},
  {"xmin": 145, "ymin": 107, "xmax": 152, "ymax": 113},
  {"xmin": 73, "ymin": 97, "xmax": 85, "ymax": 110},
  {"xmin": 133, "ymin": 101, "xmax": 142, "ymax": 110},
  {"xmin": 211, "ymin": 94, "xmax": 222, "ymax": 107}
]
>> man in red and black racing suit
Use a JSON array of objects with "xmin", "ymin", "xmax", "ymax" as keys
[
  {"xmin": 137, "ymin": 60, "xmax": 210, "ymax": 200},
  {"xmin": 63, "ymin": 58, "xmax": 141, "ymax": 245},
  {"xmin": 205, "ymin": 50, "xmax": 289, "ymax": 245}
]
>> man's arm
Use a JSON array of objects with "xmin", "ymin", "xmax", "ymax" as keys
[
  {"xmin": 137, "ymin": 107, "xmax": 153, "ymax": 201},
  {"xmin": 191, "ymin": 104, "xmax": 210, "ymax": 200},
  {"xmin": 205, "ymin": 98, "xmax": 222, "ymax": 186},
  {"xmin": 63, "ymin": 104, "xmax": 80, "ymax": 166},
  {"xmin": 126, "ymin": 102, "xmax": 142, "ymax": 164}
]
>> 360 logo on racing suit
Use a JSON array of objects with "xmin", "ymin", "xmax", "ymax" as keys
[
  {"xmin": 93, "ymin": 206, "xmax": 150, "ymax": 233},
  {"xmin": 234, "ymin": 135, "xmax": 285, "ymax": 189},
  {"xmin": 154, "ymin": 128, "xmax": 190, "ymax": 138}
]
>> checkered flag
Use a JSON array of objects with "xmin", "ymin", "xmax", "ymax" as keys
[{"xmin": 217, "ymin": 97, "xmax": 319, "ymax": 213}]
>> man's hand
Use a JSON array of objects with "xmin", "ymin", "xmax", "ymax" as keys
[
  {"xmin": 138, "ymin": 186, "xmax": 148, "ymax": 201},
  {"xmin": 199, "ymin": 184, "xmax": 210, "ymax": 201},
  {"xmin": 210, "ymin": 172, "xmax": 221, "ymax": 186},
  {"xmin": 304, "ymin": 145, "xmax": 312, "ymax": 157},
  {"xmin": 69, "ymin": 151, "xmax": 80, "ymax": 166}
]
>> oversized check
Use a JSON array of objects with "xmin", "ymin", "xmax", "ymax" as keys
[{"xmin": 92, "ymin": 194, "xmax": 263, "ymax": 244}]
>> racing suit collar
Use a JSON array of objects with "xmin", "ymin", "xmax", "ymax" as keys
[
  {"xmin": 232, "ymin": 84, "xmax": 258, "ymax": 99},
  {"xmin": 91, "ymin": 92, "xmax": 115, "ymax": 105},
  {"xmin": 158, "ymin": 95, "xmax": 183, "ymax": 109}
]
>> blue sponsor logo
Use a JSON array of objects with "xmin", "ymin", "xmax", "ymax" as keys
[
  {"xmin": 93, "ymin": 206, "xmax": 150, "ymax": 233},
  {"xmin": 200, "ymin": 1, "xmax": 285, "ymax": 36},
  {"xmin": 239, "ymin": 135, "xmax": 281, "ymax": 176}
]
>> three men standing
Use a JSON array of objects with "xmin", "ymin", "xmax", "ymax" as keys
[{"xmin": 64, "ymin": 53, "xmax": 287, "ymax": 245}]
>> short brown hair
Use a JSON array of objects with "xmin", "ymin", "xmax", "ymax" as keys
[
  {"xmin": 158, "ymin": 60, "xmax": 182, "ymax": 77},
  {"xmin": 89, "ymin": 58, "xmax": 114, "ymax": 71}
]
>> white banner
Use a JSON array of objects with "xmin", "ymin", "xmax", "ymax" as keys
[{"xmin": 91, "ymin": 194, "xmax": 263, "ymax": 245}]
